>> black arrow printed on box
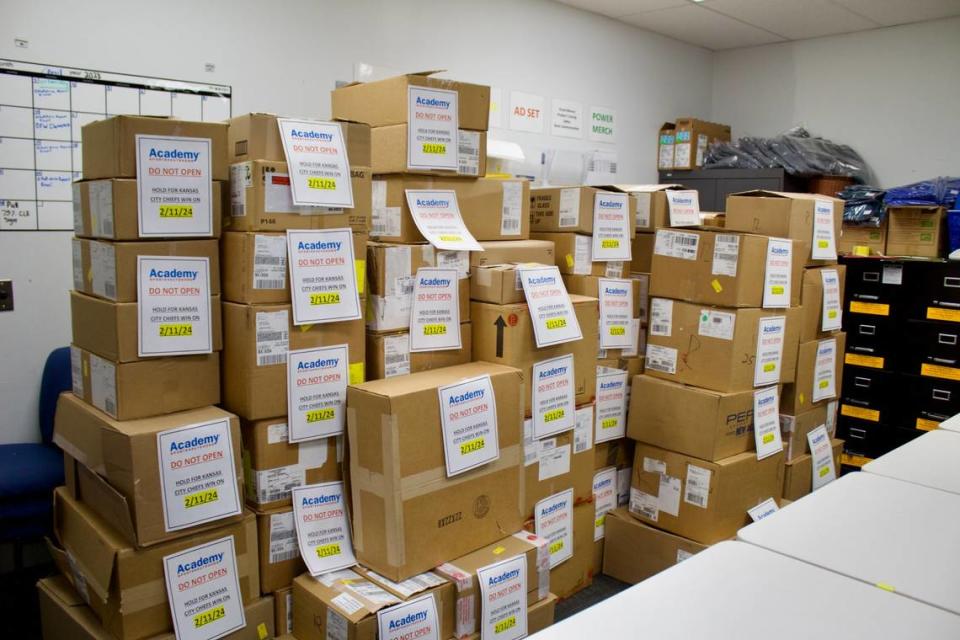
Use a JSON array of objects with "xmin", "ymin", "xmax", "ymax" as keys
[{"xmin": 494, "ymin": 316, "xmax": 507, "ymax": 358}]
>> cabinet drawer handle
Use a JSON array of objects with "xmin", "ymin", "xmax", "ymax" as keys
[
  {"xmin": 855, "ymin": 377, "xmax": 871, "ymax": 388},
  {"xmin": 944, "ymin": 277, "xmax": 960, "ymax": 288},
  {"xmin": 850, "ymin": 427, "xmax": 867, "ymax": 438},
  {"xmin": 932, "ymin": 389, "xmax": 952, "ymax": 401},
  {"xmin": 939, "ymin": 333, "xmax": 957, "ymax": 346},
  {"xmin": 930, "ymin": 412, "xmax": 950, "ymax": 420},
  {"xmin": 859, "ymin": 325, "xmax": 876, "ymax": 335}
]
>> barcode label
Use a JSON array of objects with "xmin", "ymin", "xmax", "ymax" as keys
[
  {"xmin": 385, "ymin": 353, "xmax": 409, "ymax": 365},
  {"xmin": 654, "ymin": 230, "xmax": 699, "ymax": 260},
  {"xmin": 500, "ymin": 181, "xmax": 523, "ymax": 236},
  {"xmin": 645, "ymin": 344, "xmax": 677, "ymax": 375},
  {"xmin": 255, "ymin": 279, "xmax": 285, "ymax": 289},
  {"xmin": 256, "ymin": 466, "xmax": 305, "ymax": 504},
  {"xmin": 630, "ymin": 488, "xmax": 659, "ymax": 522},
  {"xmin": 712, "ymin": 234, "xmax": 740, "ymax": 277},
  {"xmin": 458, "ymin": 130, "xmax": 481, "ymax": 176},
  {"xmin": 650, "ymin": 298, "xmax": 673, "ymax": 337},
  {"xmin": 253, "ymin": 234, "xmax": 287, "ymax": 290},
  {"xmin": 558, "ymin": 188, "xmax": 580, "ymax": 228},
  {"xmin": 384, "ymin": 334, "xmax": 411, "ymax": 378},
  {"xmin": 256, "ymin": 310, "xmax": 289, "ymax": 367},
  {"xmin": 255, "ymin": 256, "xmax": 283, "ymax": 265},
  {"xmin": 269, "ymin": 511, "xmax": 299, "ymax": 564},
  {"xmin": 684, "ymin": 464, "xmax": 711, "ymax": 509}
]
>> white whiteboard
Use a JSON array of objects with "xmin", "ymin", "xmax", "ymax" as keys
[{"xmin": 0, "ymin": 58, "xmax": 231, "ymax": 231}]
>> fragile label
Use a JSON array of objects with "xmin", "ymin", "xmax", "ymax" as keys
[
  {"xmin": 292, "ymin": 481, "xmax": 356, "ymax": 576},
  {"xmin": 406, "ymin": 189, "xmax": 482, "ymax": 251},
  {"xmin": 439, "ymin": 374, "xmax": 500, "ymax": 477},
  {"xmin": 807, "ymin": 426, "xmax": 836, "ymax": 490},
  {"xmin": 535, "ymin": 489, "xmax": 573, "ymax": 568},
  {"xmin": 698, "ymin": 309, "xmax": 736, "ymax": 341},
  {"xmin": 820, "ymin": 269, "xmax": 842, "ymax": 331},
  {"xmin": 277, "ymin": 118, "xmax": 354, "ymax": 208},
  {"xmin": 592, "ymin": 467, "xmax": 617, "ymax": 541},
  {"xmin": 594, "ymin": 369, "xmax": 628, "ymax": 443},
  {"xmin": 531, "ymin": 355, "xmax": 576, "ymax": 439},
  {"xmin": 753, "ymin": 385, "xmax": 783, "ymax": 460},
  {"xmin": 410, "ymin": 268, "xmax": 461, "ymax": 352},
  {"xmin": 645, "ymin": 344, "xmax": 677, "ymax": 375},
  {"xmin": 253, "ymin": 234, "xmax": 287, "ymax": 290},
  {"xmin": 287, "ymin": 344, "xmax": 348, "ymax": 443},
  {"xmin": 518, "ymin": 265, "xmax": 582, "ymax": 347},
  {"xmin": 408, "ymin": 86, "xmax": 459, "ymax": 171},
  {"xmin": 711, "ymin": 234, "xmax": 740, "ymax": 277},
  {"xmin": 287, "ymin": 228, "xmax": 362, "ymax": 325},
  {"xmin": 811, "ymin": 199, "xmax": 837, "ymax": 260},
  {"xmin": 591, "ymin": 192, "xmax": 632, "ymax": 261},
  {"xmin": 665, "ymin": 190, "xmax": 700, "ymax": 227},
  {"xmin": 812, "ymin": 338, "xmax": 837, "ymax": 402},
  {"xmin": 763, "ymin": 238, "xmax": 792, "ymax": 308},
  {"xmin": 754, "ymin": 316, "xmax": 786, "ymax": 386},
  {"xmin": 137, "ymin": 256, "xmax": 212, "ymax": 357},
  {"xmin": 477, "ymin": 554, "xmax": 528, "ymax": 640},
  {"xmin": 649, "ymin": 298, "xmax": 673, "ymax": 337},
  {"xmin": 377, "ymin": 593, "xmax": 439, "ymax": 640},
  {"xmin": 136, "ymin": 134, "xmax": 213, "ymax": 237},
  {"xmin": 598, "ymin": 278, "xmax": 634, "ymax": 349},
  {"xmin": 654, "ymin": 229, "xmax": 699, "ymax": 261}
]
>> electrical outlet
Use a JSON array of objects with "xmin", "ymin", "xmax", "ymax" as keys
[
  {"xmin": 0, "ymin": 280, "xmax": 12, "ymax": 311},
  {"xmin": 14, "ymin": 38, "xmax": 28, "ymax": 49}
]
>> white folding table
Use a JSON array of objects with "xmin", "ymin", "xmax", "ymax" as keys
[
  {"xmin": 939, "ymin": 414, "xmax": 960, "ymax": 433},
  {"xmin": 863, "ymin": 429, "xmax": 960, "ymax": 494},
  {"xmin": 737, "ymin": 473, "xmax": 960, "ymax": 616},
  {"xmin": 529, "ymin": 541, "xmax": 960, "ymax": 638}
]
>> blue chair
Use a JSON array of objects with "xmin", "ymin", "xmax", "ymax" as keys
[{"xmin": 0, "ymin": 346, "xmax": 68, "ymax": 567}]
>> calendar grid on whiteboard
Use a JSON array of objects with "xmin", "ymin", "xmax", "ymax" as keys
[{"xmin": 0, "ymin": 58, "xmax": 232, "ymax": 231}]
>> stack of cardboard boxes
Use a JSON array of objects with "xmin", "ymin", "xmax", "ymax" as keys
[{"xmin": 45, "ymin": 115, "xmax": 277, "ymax": 638}]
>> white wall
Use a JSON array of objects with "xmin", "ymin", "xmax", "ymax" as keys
[
  {"xmin": 0, "ymin": 0, "xmax": 713, "ymax": 443},
  {"xmin": 711, "ymin": 17, "xmax": 960, "ymax": 187}
]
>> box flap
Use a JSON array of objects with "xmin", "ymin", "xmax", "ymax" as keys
[
  {"xmin": 605, "ymin": 184, "xmax": 683, "ymax": 193},
  {"xmin": 75, "ymin": 460, "xmax": 138, "ymax": 543},
  {"xmin": 350, "ymin": 361, "xmax": 522, "ymax": 399},
  {"xmin": 39, "ymin": 574, "xmax": 87, "ymax": 608},
  {"xmin": 54, "ymin": 488, "xmax": 121, "ymax": 604},
  {"xmin": 731, "ymin": 189, "xmax": 841, "ymax": 203},
  {"xmin": 409, "ymin": 69, "xmax": 447, "ymax": 78}
]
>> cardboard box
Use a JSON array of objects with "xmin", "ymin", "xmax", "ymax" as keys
[
  {"xmin": 81, "ymin": 115, "xmax": 229, "ymax": 180},
  {"xmin": 331, "ymin": 71, "xmax": 490, "ymax": 131},
  {"xmin": 49, "ymin": 488, "xmax": 259, "ymax": 640},
  {"xmin": 434, "ymin": 532, "xmax": 550, "ymax": 638},
  {"xmin": 782, "ymin": 439, "xmax": 843, "ymax": 501},
  {"xmin": 220, "ymin": 230, "xmax": 367, "ymax": 304},
  {"xmin": 657, "ymin": 123, "xmax": 677, "ymax": 171},
  {"xmin": 593, "ymin": 437, "xmax": 634, "ymax": 471},
  {"xmin": 620, "ymin": 356, "xmax": 645, "ymax": 378},
  {"xmin": 799, "ymin": 265, "xmax": 847, "ymax": 342},
  {"xmin": 54, "ymin": 394, "xmax": 244, "ymax": 546},
  {"xmin": 472, "ymin": 264, "xmax": 536, "ymax": 305},
  {"xmin": 631, "ymin": 232, "xmax": 654, "ymax": 273},
  {"xmin": 72, "ymin": 238, "xmax": 220, "ymax": 302},
  {"xmin": 292, "ymin": 569, "xmax": 456, "ymax": 640},
  {"xmin": 227, "ymin": 113, "xmax": 371, "ymax": 167},
  {"xmin": 227, "ymin": 160, "xmax": 371, "ymax": 233},
  {"xmin": 222, "ymin": 302, "xmax": 365, "ymax": 420},
  {"xmin": 366, "ymin": 323, "xmax": 472, "ymax": 380},
  {"xmin": 601, "ymin": 508, "xmax": 708, "ymax": 584},
  {"xmin": 471, "ymin": 239, "xmax": 555, "ymax": 267},
  {"xmin": 256, "ymin": 507, "xmax": 306, "ymax": 594},
  {"xmin": 347, "ymin": 362, "xmax": 525, "ymax": 580},
  {"xmin": 671, "ymin": 118, "xmax": 732, "ymax": 170},
  {"xmin": 372, "ymin": 175, "xmax": 530, "ymax": 243},
  {"xmin": 603, "ymin": 184, "xmax": 686, "ymax": 232},
  {"xmin": 562, "ymin": 274, "xmax": 643, "ymax": 327},
  {"xmin": 644, "ymin": 300, "xmax": 800, "ymax": 392},
  {"xmin": 780, "ymin": 404, "xmax": 830, "ymax": 462},
  {"xmin": 724, "ymin": 190, "xmax": 844, "ymax": 265},
  {"xmin": 524, "ymin": 428, "xmax": 596, "ymax": 515},
  {"xmin": 371, "ymin": 124, "xmax": 487, "ymax": 176},
  {"xmin": 529, "ymin": 186, "xmax": 637, "ymax": 236},
  {"xmin": 529, "ymin": 232, "xmax": 627, "ymax": 277},
  {"xmin": 70, "ymin": 345, "xmax": 219, "ymax": 420},
  {"xmin": 631, "ymin": 272, "xmax": 650, "ymax": 326},
  {"xmin": 838, "ymin": 221, "xmax": 887, "ymax": 256},
  {"xmin": 627, "ymin": 375, "xmax": 758, "ymax": 461},
  {"xmin": 628, "ymin": 443, "xmax": 785, "ymax": 544},
  {"xmin": 241, "ymin": 419, "xmax": 341, "ymax": 510},
  {"xmin": 70, "ymin": 291, "xmax": 223, "ymax": 363},
  {"xmin": 780, "ymin": 333, "xmax": 846, "ymax": 415},
  {"xmin": 74, "ymin": 180, "xmax": 224, "ymax": 240},
  {"xmin": 885, "ymin": 206, "xmax": 945, "ymax": 258},
  {"xmin": 37, "ymin": 575, "xmax": 274, "ymax": 640},
  {"xmin": 523, "ymin": 502, "xmax": 595, "ymax": 599},
  {"xmin": 650, "ymin": 229, "xmax": 806, "ymax": 307},
  {"xmin": 275, "ymin": 586, "xmax": 293, "ymax": 636},
  {"xmin": 471, "ymin": 295, "xmax": 599, "ymax": 414}
]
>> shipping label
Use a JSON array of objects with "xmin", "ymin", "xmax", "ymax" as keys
[
  {"xmin": 277, "ymin": 118, "xmax": 354, "ymax": 208},
  {"xmin": 820, "ymin": 269, "xmax": 843, "ymax": 331},
  {"xmin": 811, "ymin": 199, "xmax": 838, "ymax": 260},
  {"xmin": 591, "ymin": 192, "xmax": 632, "ymax": 261},
  {"xmin": 645, "ymin": 344, "xmax": 677, "ymax": 375},
  {"xmin": 630, "ymin": 488, "xmax": 659, "ymax": 521},
  {"xmin": 593, "ymin": 467, "xmax": 617, "ymax": 541},
  {"xmin": 408, "ymin": 86, "xmax": 459, "ymax": 171},
  {"xmin": 654, "ymin": 229, "xmax": 699, "ymax": 261},
  {"xmin": 287, "ymin": 344, "xmax": 348, "ymax": 443},
  {"xmin": 537, "ymin": 441, "xmax": 571, "ymax": 481},
  {"xmin": 711, "ymin": 234, "xmax": 740, "ymax": 277},
  {"xmin": 410, "ymin": 268, "xmax": 461, "ymax": 352},
  {"xmin": 753, "ymin": 385, "xmax": 784, "ymax": 460},
  {"xmin": 405, "ymin": 189, "xmax": 482, "ymax": 251},
  {"xmin": 754, "ymin": 316, "xmax": 786, "ymax": 386},
  {"xmin": 531, "ymin": 355, "xmax": 576, "ymax": 439},
  {"xmin": 500, "ymin": 181, "xmax": 523, "ymax": 236},
  {"xmin": 633, "ymin": 192, "xmax": 651, "ymax": 228},
  {"xmin": 684, "ymin": 464, "xmax": 712, "ymax": 509},
  {"xmin": 137, "ymin": 256, "xmax": 212, "ymax": 357},
  {"xmin": 535, "ymin": 489, "xmax": 573, "ymax": 568},
  {"xmin": 255, "ymin": 310, "xmax": 289, "ymax": 367},
  {"xmin": 383, "ymin": 333, "xmax": 411, "ymax": 378},
  {"xmin": 291, "ymin": 481, "xmax": 356, "ymax": 576},
  {"xmin": 763, "ymin": 238, "xmax": 792, "ymax": 308},
  {"xmin": 253, "ymin": 234, "xmax": 287, "ymax": 290},
  {"xmin": 812, "ymin": 338, "xmax": 837, "ymax": 402},
  {"xmin": 658, "ymin": 475, "xmax": 681, "ymax": 516},
  {"xmin": 518, "ymin": 265, "xmax": 583, "ymax": 347},
  {"xmin": 438, "ymin": 374, "xmax": 500, "ymax": 477},
  {"xmin": 698, "ymin": 309, "xmax": 736, "ymax": 341},
  {"xmin": 598, "ymin": 278, "xmax": 634, "ymax": 348},
  {"xmin": 665, "ymin": 189, "xmax": 700, "ymax": 227},
  {"xmin": 649, "ymin": 297, "xmax": 673, "ymax": 336},
  {"xmin": 594, "ymin": 369, "xmax": 628, "ymax": 443},
  {"xmin": 287, "ymin": 228, "xmax": 362, "ymax": 325},
  {"xmin": 377, "ymin": 593, "xmax": 439, "ymax": 640},
  {"xmin": 477, "ymin": 554, "xmax": 528, "ymax": 640},
  {"xmin": 574, "ymin": 404, "xmax": 593, "ymax": 454},
  {"xmin": 136, "ymin": 134, "xmax": 213, "ymax": 237},
  {"xmin": 269, "ymin": 511, "xmax": 299, "ymax": 564}
]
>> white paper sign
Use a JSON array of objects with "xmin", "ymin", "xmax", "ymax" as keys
[
  {"xmin": 292, "ymin": 482, "xmax": 356, "ymax": 576},
  {"xmin": 157, "ymin": 419, "xmax": 242, "ymax": 532},
  {"xmin": 477, "ymin": 555, "xmax": 528, "ymax": 640},
  {"xmin": 287, "ymin": 345, "xmax": 348, "ymax": 443},
  {"xmin": 405, "ymin": 190, "xmax": 482, "ymax": 252},
  {"xmin": 598, "ymin": 278, "xmax": 634, "ymax": 348},
  {"xmin": 409, "ymin": 268, "xmax": 461, "ymax": 352},
  {"xmin": 287, "ymin": 229, "xmax": 362, "ymax": 326},
  {"xmin": 438, "ymin": 374, "xmax": 500, "ymax": 477},
  {"xmin": 747, "ymin": 497, "xmax": 779, "ymax": 522},
  {"xmin": 277, "ymin": 119, "xmax": 354, "ymax": 208},
  {"xmin": 408, "ymin": 86, "xmax": 459, "ymax": 171},
  {"xmin": 135, "ymin": 134, "xmax": 213, "ymax": 237},
  {"xmin": 753, "ymin": 386, "xmax": 784, "ymax": 460},
  {"xmin": 163, "ymin": 536, "xmax": 245, "ymax": 640},
  {"xmin": 377, "ymin": 593, "xmax": 439, "ymax": 640},
  {"xmin": 589, "ymin": 106, "xmax": 616, "ymax": 142},
  {"xmin": 137, "ymin": 256, "xmax": 212, "ymax": 357},
  {"xmin": 664, "ymin": 190, "xmax": 700, "ymax": 227},
  {"xmin": 550, "ymin": 99, "xmax": 583, "ymax": 138},
  {"xmin": 518, "ymin": 265, "xmax": 583, "ymax": 347},
  {"xmin": 591, "ymin": 193, "xmax": 632, "ymax": 261},
  {"xmin": 535, "ymin": 489, "xmax": 574, "ymax": 569},
  {"xmin": 763, "ymin": 238, "xmax": 792, "ymax": 308},
  {"xmin": 595, "ymin": 369, "xmax": 628, "ymax": 443},
  {"xmin": 754, "ymin": 316, "xmax": 787, "ymax": 387},
  {"xmin": 593, "ymin": 467, "xmax": 617, "ymax": 541},
  {"xmin": 807, "ymin": 426, "xmax": 837, "ymax": 490},
  {"xmin": 812, "ymin": 338, "xmax": 837, "ymax": 402},
  {"xmin": 812, "ymin": 199, "xmax": 838, "ymax": 260},
  {"xmin": 509, "ymin": 91, "xmax": 545, "ymax": 133},
  {"xmin": 820, "ymin": 269, "xmax": 843, "ymax": 331},
  {"xmin": 531, "ymin": 355, "xmax": 576, "ymax": 439}
]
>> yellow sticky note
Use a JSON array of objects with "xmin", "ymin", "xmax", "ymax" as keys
[
  {"xmin": 349, "ymin": 362, "xmax": 365, "ymax": 385},
  {"xmin": 257, "ymin": 623, "xmax": 268, "ymax": 640},
  {"xmin": 565, "ymin": 254, "xmax": 574, "ymax": 268},
  {"xmin": 711, "ymin": 279, "xmax": 723, "ymax": 293},
  {"xmin": 300, "ymin": 323, "xmax": 313, "ymax": 333},
  {"xmin": 799, "ymin": 392, "xmax": 805, "ymax": 405},
  {"xmin": 853, "ymin": 245, "xmax": 870, "ymax": 256},
  {"xmin": 493, "ymin": 545, "xmax": 506, "ymax": 555},
  {"xmin": 355, "ymin": 259, "xmax": 366, "ymax": 295}
]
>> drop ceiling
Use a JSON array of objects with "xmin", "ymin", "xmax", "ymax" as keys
[{"xmin": 555, "ymin": 0, "xmax": 960, "ymax": 50}]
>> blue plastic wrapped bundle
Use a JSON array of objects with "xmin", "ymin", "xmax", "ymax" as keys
[{"xmin": 883, "ymin": 176, "xmax": 960, "ymax": 208}]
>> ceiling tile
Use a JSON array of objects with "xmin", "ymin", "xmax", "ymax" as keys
[
  {"xmin": 703, "ymin": 0, "xmax": 880, "ymax": 39},
  {"xmin": 555, "ymin": 0, "xmax": 689, "ymax": 19},
  {"xmin": 833, "ymin": 0, "xmax": 960, "ymax": 26},
  {"xmin": 622, "ymin": 4, "xmax": 787, "ymax": 50}
]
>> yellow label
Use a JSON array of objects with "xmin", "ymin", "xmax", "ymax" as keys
[
  {"xmin": 828, "ymin": 310, "xmax": 837, "ymax": 319},
  {"xmin": 159, "ymin": 323, "xmax": 192, "ymax": 337},
  {"xmin": 916, "ymin": 417, "xmax": 940, "ymax": 431},
  {"xmin": 549, "ymin": 540, "xmax": 564, "ymax": 554},
  {"xmin": 841, "ymin": 404, "xmax": 880, "ymax": 422},
  {"xmin": 82, "ymin": 359, "xmax": 89, "ymax": 377},
  {"xmin": 439, "ymin": 234, "xmax": 462, "ymax": 242},
  {"xmin": 762, "ymin": 433, "xmax": 774, "ymax": 444},
  {"xmin": 763, "ymin": 363, "xmax": 775, "ymax": 372},
  {"xmin": 849, "ymin": 301, "xmax": 890, "ymax": 316},
  {"xmin": 183, "ymin": 488, "xmax": 218, "ymax": 509},
  {"xmin": 543, "ymin": 408, "xmax": 565, "ymax": 423},
  {"xmin": 853, "ymin": 246, "xmax": 871, "ymax": 257},
  {"xmin": 492, "ymin": 545, "xmax": 506, "ymax": 555},
  {"xmin": 921, "ymin": 363, "xmax": 960, "ymax": 381},
  {"xmin": 819, "ymin": 466, "xmax": 831, "ymax": 477},
  {"xmin": 799, "ymin": 392, "xmax": 806, "ymax": 405},
  {"xmin": 771, "ymin": 286, "xmax": 784, "ymax": 295},
  {"xmin": 306, "ymin": 408, "xmax": 336, "ymax": 423},
  {"xmin": 818, "ymin": 380, "xmax": 829, "ymax": 389},
  {"xmin": 546, "ymin": 318, "xmax": 567, "ymax": 330},
  {"xmin": 257, "ymin": 623, "xmax": 269, "ymax": 640},
  {"xmin": 422, "ymin": 143, "xmax": 447, "ymax": 155},
  {"xmin": 193, "ymin": 605, "xmax": 225, "ymax": 629},
  {"xmin": 601, "ymin": 239, "xmax": 619, "ymax": 249},
  {"xmin": 317, "ymin": 543, "xmax": 341, "ymax": 558},
  {"xmin": 601, "ymin": 418, "xmax": 618, "ymax": 429},
  {"xmin": 876, "ymin": 583, "xmax": 896, "ymax": 593},
  {"xmin": 307, "ymin": 177, "xmax": 336, "ymax": 190},
  {"xmin": 844, "ymin": 353, "xmax": 884, "ymax": 369},
  {"xmin": 349, "ymin": 362, "xmax": 365, "ymax": 385},
  {"xmin": 159, "ymin": 204, "xmax": 194, "ymax": 218},
  {"xmin": 609, "ymin": 325, "xmax": 626, "ymax": 336},
  {"xmin": 495, "ymin": 616, "xmax": 517, "ymax": 634},
  {"xmin": 565, "ymin": 254, "xmax": 574, "ymax": 268},
  {"xmin": 817, "ymin": 240, "xmax": 829, "ymax": 248},
  {"xmin": 841, "ymin": 453, "xmax": 873, "ymax": 468},
  {"xmin": 927, "ymin": 307, "xmax": 960, "ymax": 322},
  {"xmin": 460, "ymin": 437, "xmax": 485, "ymax": 455},
  {"xmin": 595, "ymin": 515, "xmax": 606, "ymax": 528},
  {"xmin": 355, "ymin": 259, "xmax": 366, "ymax": 295},
  {"xmin": 711, "ymin": 279, "xmax": 722, "ymax": 293},
  {"xmin": 310, "ymin": 292, "xmax": 341, "ymax": 305},
  {"xmin": 423, "ymin": 324, "xmax": 447, "ymax": 335}
]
